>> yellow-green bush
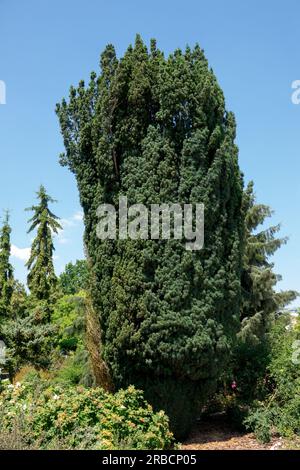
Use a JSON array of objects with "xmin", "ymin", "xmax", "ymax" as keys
[{"xmin": 0, "ymin": 373, "xmax": 175, "ymax": 450}]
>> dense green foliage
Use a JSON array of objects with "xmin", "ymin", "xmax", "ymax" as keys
[
  {"xmin": 244, "ymin": 314, "xmax": 300, "ymax": 443},
  {"xmin": 56, "ymin": 35, "xmax": 244, "ymax": 437},
  {"xmin": 0, "ymin": 373, "xmax": 174, "ymax": 450},
  {"xmin": 51, "ymin": 290, "xmax": 94, "ymax": 387},
  {"xmin": 26, "ymin": 186, "xmax": 62, "ymax": 303},
  {"xmin": 51, "ymin": 291, "xmax": 86, "ymax": 352},
  {"xmin": 208, "ymin": 186, "xmax": 298, "ymax": 430},
  {"xmin": 58, "ymin": 260, "xmax": 89, "ymax": 295},
  {"xmin": 2, "ymin": 314, "xmax": 56, "ymax": 374}
]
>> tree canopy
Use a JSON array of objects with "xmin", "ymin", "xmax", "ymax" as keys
[{"xmin": 58, "ymin": 260, "xmax": 89, "ymax": 295}]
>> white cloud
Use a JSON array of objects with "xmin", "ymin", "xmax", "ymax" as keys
[
  {"xmin": 55, "ymin": 210, "xmax": 84, "ymax": 245},
  {"xmin": 61, "ymin": 211, "xmax": 83, "ymax": 229},
  {"xmin": 59, "ymin": 211, "xmax": 83, "ymax": 230},
  {"xmin": 11, "ymin": 245, "xmax": 31, "ymax": 262},
  {"xmin": 73, "ymin": 211, "xmax": 83, "ymax": 222},
  {"xmin": 60, "ymin": 218, "xmax": 75, "ymax": 229}
]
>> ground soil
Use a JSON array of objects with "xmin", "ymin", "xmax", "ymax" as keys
[{"xmin": 181, "ymin": 413, "xmax": 296, "ymax": 450}]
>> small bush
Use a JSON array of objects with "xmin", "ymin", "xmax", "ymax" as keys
[{"xmin": 244, "ymin": 407, "xmax": 273, "ymax": 443}]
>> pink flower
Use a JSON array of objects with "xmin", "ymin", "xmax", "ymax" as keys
[{"xmin": 231, "ymin": 381, "xmax": 237, "ymax": 390}]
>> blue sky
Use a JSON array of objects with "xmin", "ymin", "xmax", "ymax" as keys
[{"xmin": 0, "ymin": 0, "xmax": 299, "ymax": 307}]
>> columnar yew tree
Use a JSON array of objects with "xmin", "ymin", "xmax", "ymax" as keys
[
  {"xmin": 56, "ymin": 36, "xmax": 244, "ymax": 437},
  {"xmin": 0, "ymin": 212, "xmax": 14, "ymax": 318},
  {"xmin": 26, "ymin": 186, "xmax": 61, "ymax": 302}
]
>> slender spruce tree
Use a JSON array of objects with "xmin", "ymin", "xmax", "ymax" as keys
[
  {"xmin": 0, "ymin": 212, "xmax": 14, "ymax": 318},
  {"xmin": 26, "ymin": 186, "xmax": 62, "ymax": 302},
  {"xmin": 56, "ymin": 36, "xmax": 244, "ymax": 437},
  {"xmin": 240, "ymin": 181, "xmax": 297, "ymax": 343},
  {"xmin": 232, "ymin": 182, "xmax": 298, "ymax": 400}
]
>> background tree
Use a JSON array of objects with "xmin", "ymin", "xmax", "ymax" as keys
[
  {"xmin": 58, "ymin": 260, "xmax": 89, "ymax": 295},
  {"xmin": 10, "ymin": 281, "xmax": 28, "ymax": 319},
  {"xmin": 232, "ymin": 182, "xmax": 298, "ymax": 401},
  {"xmin": 0, "ymin": 212, "xmax": 14, "ymax": 319},
  {"xmin": 2, "ymin": 314, "xmax": 57, "ymax": 377},
  {"xmin": 56, "ymin": 36, "xmax": 244, "ymax": 438},
  {"xmin": 26, "ymin": 186, "xmax": 62, "ymax": 305},
  {"xmin": 240, "ymin": 182, "xmax": 297, "ymax": 340}
]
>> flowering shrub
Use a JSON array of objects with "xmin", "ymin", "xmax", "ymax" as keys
[{"xmin": 0, "ymin": 374, "xmax": 175, "ymax": 449}]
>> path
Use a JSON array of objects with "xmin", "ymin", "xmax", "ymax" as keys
[{"xmin": 182, "ymin": 413, "xmax": 282, "ymax": 450}]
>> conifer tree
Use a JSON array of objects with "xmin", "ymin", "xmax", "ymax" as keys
[
  {"xmin": 26, "ymin": 186, "xmax": 61, "ymax": 302},
  {"xmin": 240, "ymin": 181, "xmax": 297, "ymax": 343},
  {"xmin": 56, "ymin": 36, "xmax": 244, "ymax": 437},
  {"xmin": 0, "ymin": 212, "xmax": 14, "ymax": 318},
  {"xmin": 232, "ymin": 182, "xmax": 298, "ymax": 400}
]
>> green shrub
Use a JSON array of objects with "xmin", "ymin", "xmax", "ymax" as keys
[
  {"xmin": 244, "ymin": 315, "xmax": 300, "ymax": 442},
  {"xmin": 0, "ymin": 375, "xmax": 175, "ymax": 450},
  {"xmin": 51, "ymin": 292, "xmax": 86, "ymax": 352},
  {"xmin": 244, "ymin": 408, "xmax": 273, "ymax": 443},
  {"xmin": 53, "ymin": 348, "xmax": 94, "ymax": 387}
]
